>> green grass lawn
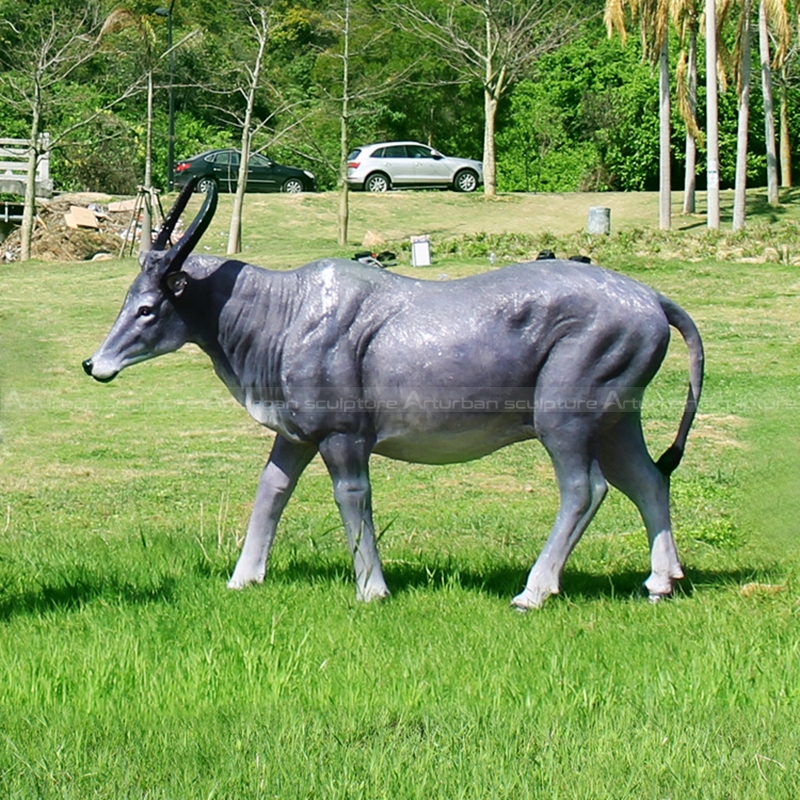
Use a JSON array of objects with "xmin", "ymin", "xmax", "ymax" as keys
[{"xmin": 1, "ymin": 190, "xmax": 800, "ymax": 798}]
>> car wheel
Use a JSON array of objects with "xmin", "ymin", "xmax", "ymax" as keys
[
  {"xmin": 365, "ymin": 173, "xmax": 391, "ymax": 193},
  {"xmin": 453, "ymin": 169, "xmax": 478, "ymax": 193},
  {"xmin": 282, "ymin": 178, "xmax": 304, "ymax": 193},
  {"xmin": 197, "ymin": 177, "xmax": 217, "ymax": 194}
]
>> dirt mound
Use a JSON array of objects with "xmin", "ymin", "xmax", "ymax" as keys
[{"xmin": 2, "ymin": 198, "xmax": 135, "ymax": 263}]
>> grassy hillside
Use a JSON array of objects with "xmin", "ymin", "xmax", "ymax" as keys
[{"xmin": 174, "ymin": 186, "xmax": 800, "ymax": 268}]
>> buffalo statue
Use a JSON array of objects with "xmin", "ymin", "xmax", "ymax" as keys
[{"xmin": 84, "ymin": 179, "xmax": 703, "ymax": 609}]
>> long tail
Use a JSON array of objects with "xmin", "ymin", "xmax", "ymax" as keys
[{"xmin": 655, "ymin": 295, "xmax": 705, "ymax": 476}]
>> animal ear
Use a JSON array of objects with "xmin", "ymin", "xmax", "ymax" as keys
[{"xmin": 164, "ymin": 271, "xmax": 189, "ymax": 297}]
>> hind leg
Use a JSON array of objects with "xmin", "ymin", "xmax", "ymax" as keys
[
  {"xmin": 512, "ymin": 443, "xmax": 608, "ymax": 611},
  {"xmin": 598, "ymin": 414, "xmax": 684, "ymax": 601}
]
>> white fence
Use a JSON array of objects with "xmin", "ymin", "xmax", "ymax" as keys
[{"xmin": 0, "ymin": 135, "xmax": 52, "ymax": 198}]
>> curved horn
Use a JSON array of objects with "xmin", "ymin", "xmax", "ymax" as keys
[
  {"xmin": 159, "ymin": 179, "xmax": 219, "ymax": 276},
  {"xmin": 152, "ymin": 176, "xmax": 200, "ymax": 251}
]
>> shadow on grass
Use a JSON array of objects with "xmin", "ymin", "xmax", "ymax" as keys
[
  {"xmin": 2, "ymin": 556, "xmax": 773, "ymax": 623},
  {"xmin": 669, "ymin": 188, "xmax": 800, "ymax": 231},
  {"xmin": 0, "ymin": 571, "xmax": 178, "ymax": 622},
  {"xmin": 388, "ymin": 561, "xmax": 771, "ymax": 602},
  {"xmin": 557, "ymin": 565, "xmax": 775, "ymax": 603},
  {"xmin": 717, "ymin": 187, "xmax": 800, "ymax": 225},
  {"xmin": 260, "ymin": 555, "xmax": 774, "ymax": 604}
]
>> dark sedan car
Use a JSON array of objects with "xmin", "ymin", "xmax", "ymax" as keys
[{"xmin": 174, "ymin": 149, "xmax": 316, "ymax": 193}]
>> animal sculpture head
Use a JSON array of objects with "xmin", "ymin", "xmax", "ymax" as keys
[{"xmin": 83, "ymin": 178, "xmax": 217, "ymax": 382}]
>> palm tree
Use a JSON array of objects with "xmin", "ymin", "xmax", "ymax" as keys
[
  {"xmin": 731, "ymin": 0, "xmax": 752, "ymax": 231},
  {"xmin": 705, "ymin": 0, "xmax": 721, "ymax": 229},
  {"xmin": 779, "ymin": 63, "xmax": 793, "ymax": 186},
  {"xmin": 757, "ymin": 0, "xmax": 791, "ymax": 207},
  {"xmin": 606, "ymin": 0, "xmax": 672, "ymax": 230},
  {"xmin": 672, "ymin": 0, "xmax": 704, "ymax": 214}
]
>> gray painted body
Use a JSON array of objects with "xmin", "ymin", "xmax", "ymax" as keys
[{"xmin": 84, "ymin": 183, "xmax": 703, "ymax": 609}]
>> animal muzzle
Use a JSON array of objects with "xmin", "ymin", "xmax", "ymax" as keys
[{"xmin": 82, "ymin": 358, "xmax": 117, "ymax": 383}]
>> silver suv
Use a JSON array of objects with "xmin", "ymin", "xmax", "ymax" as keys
[{"xmin": 347, "ymin": 141, "xmax": 483, "ymax": 193}]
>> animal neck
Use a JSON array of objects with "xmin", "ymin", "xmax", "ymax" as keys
[{"xmin": 185, "ymin": 261, "xmax": 299, "ymax": 401}]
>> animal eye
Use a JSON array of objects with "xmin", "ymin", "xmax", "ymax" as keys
[{"xmin": 137, "ymin": 306, "xmax": 153, "ymax": 318}]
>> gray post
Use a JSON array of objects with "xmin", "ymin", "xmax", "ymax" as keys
[{"xmin": 586, "ymin": 206, "xmax": 611, "ymax": 235}]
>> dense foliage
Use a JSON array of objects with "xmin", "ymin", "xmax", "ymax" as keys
[{"xmin": 1, "ymin": 0, "xmax": 799, "ymax": 194}]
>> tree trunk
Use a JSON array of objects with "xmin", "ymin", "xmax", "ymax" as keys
[
  {"xmin": 228, "ymin": 17, "xmax": 268, "ymax": 255},
  {"xmin": 659, "ymin": 38, "xmax": 671, "ymax": 230},
  {"xmin": 683, "ymin": 28, "xmax": 698, "ymax": 215},
  {"xmin": 706, "ymin": 0, "xmax": 721, "ymax": 229},
  {"xmin": 337, "ymin": 65, "xmax": 350, "ymax": 247},
  {"xmin": 338, "ymin": 94, "xmax": 350, "ymax": 247},
  {"xmin": 779, "ymin": 68, "xmax": 792, "ymax": 188},
  {"xmin": 337, "ymin": 0, "xmax": 351, "ymax": 247},
  {"xmin": 732, "ymin": 1, "xmax": 752, "ymax": 232},
  {"xmin": 139, "ymin": 69, "xmax": 154, "ymax": 254},
  {"xmin": 759, "ymin": 0, "xmax": 779, "ymax": 206},
  {"xmin": 483, "ymin": 91, "xmax": 498, "ymax": 197},
  {"xmin": 480, "ymin": 8, "xmax": 497, "ymax": 199},
  {"xmin": 227, "ymin": 140, "xmax": 248, "ymax": 256},
  {"xmin": 338, "ymin": 180, "xmax": 350, "ymax": 248},
  {"xmin": 228, "ymin": 105, "xmax": 255, "ymax": 255}
]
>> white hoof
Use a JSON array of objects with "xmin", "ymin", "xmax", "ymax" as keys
[
  {"xmin": 357, "ymin": 584, "xmax": 390, "ymax": 602},
  {"xmin": 227, "ymin": 573, "xmax": 263, "ymax": 590},
  {"xmin": 511, "ymin": 585, "xmax": 558, "ymax": 611},
  {"xmin": 643, "ymin": 569, "xmax": 682, "ymax": 602}
]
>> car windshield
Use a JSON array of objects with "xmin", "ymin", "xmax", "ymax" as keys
[{"xmin": 347, "ymin": 149, "xmax": 362, "ymax": 160}]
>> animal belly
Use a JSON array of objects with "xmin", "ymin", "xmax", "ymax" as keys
[{"xmin": 373, "ymin": 416, "xmax": 536, "ymax": 464}]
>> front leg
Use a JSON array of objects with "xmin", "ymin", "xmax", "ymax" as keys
[
  {"xmin": 318, "ymin": 432, "xmax": 390, "ymax": 602},
  {"xmin": 228, "ymin": 435, "xmax": 316, "ymax": 589}
]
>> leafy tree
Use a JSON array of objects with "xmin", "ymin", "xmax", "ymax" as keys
[
  {"xmin": 393, "ymin": 0, "xmax": 583, "ymax": 197},
  {"xmin": 227, "ymin": 2, "xmax": 271, "ymax": 255},
  {"xmin": 1, "ymin": 0, "xmax": 798, "ymax": 243},
  {"xmin": 99, "ymin": 6, "xmax": 163, "ymax": 252},
  {"xmin": 0, "ymin": 1, "xmax": 124, "ymax": 260},
  {"xmin": 496, "ymin": 81, "xmax": 572, "ymax": 192},
  {"xmin": 497, "ymin": 28, "xmax": 662, "ymax": 193},
  {"xmin": 99, "ymin": 4, "xmax": 199, "ymax": 251},
  {"xmin": 312, "ymin": 0, "xmax": 413, "ymax": 244}
]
